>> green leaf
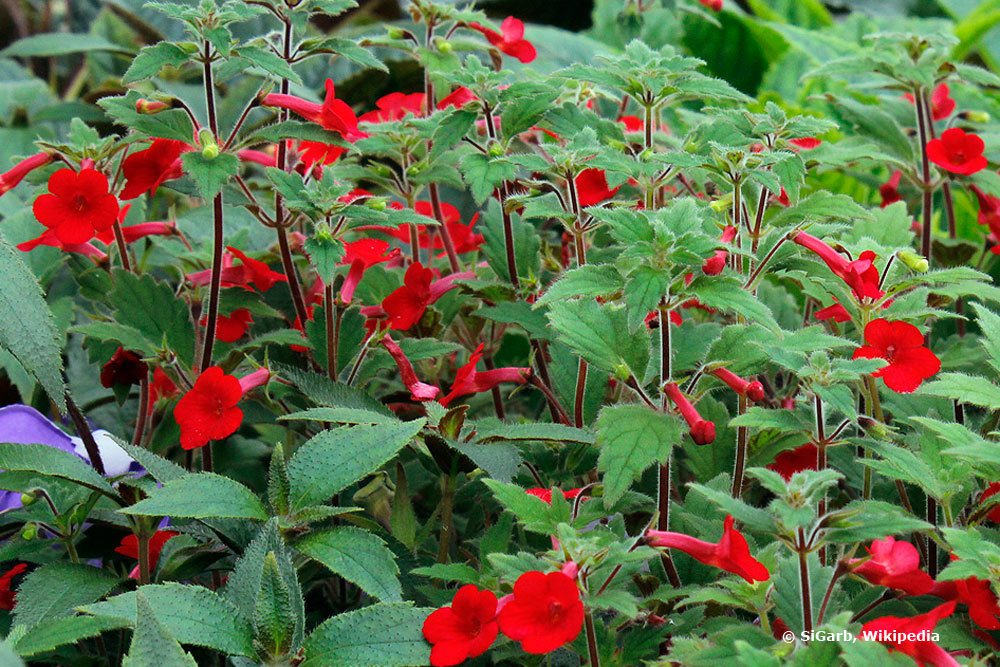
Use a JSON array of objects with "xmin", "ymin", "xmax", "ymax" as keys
[
  {"xmin": 447, "ymin": 439, "xmax": 521, "ymax": 483},
  {"xmin": 460, "ymin": 153, "xmax": 516, "ymax": 205},
  {"xmin": 688, "ymin": 276, "xmax": 780, "ymax": 332},
  {"xmin": 236, "ymin": 45, "xmax": 302, "ymax": 83},
  {"xmin": 303, "ymin": 36, "xmax": 386, "ymax": 72},
  {"xmin": 919, "ymin": 373, "xmax": 1000, "ymax": 410},
  {"xmin": 535, "ymin": 265, "xmax": 623, "ymax": 306},
  {"xmin": 276, "ymin": 365, "xmax": 395, "ymax": 416},
  {"xmin": 253, "ymin": 553, "xmax": 296, "ymax": 659},
  {"xmin": 99, "ymin": 92, "xmax": 196, "ymax": 143},
  {"xmin": 0, "ymin": 443, "xmax": 114, "ymax": 496},
  {"xmin": 181, "ymin": 152, "xmax": 238, "ymax": 200},
  {"xmin": 481, "ymin": 479, "xmax": 568, "ymax": 534},
  {"xmin": 430, "ymin": 110, "xmax": 476, "ymax": 161},
  {"xmin": 121, "ymin": 473, "xmax": 268, "ymax": 520},
  {"xmin": 114, "ymin": 441, "xmax": 187, "ymax": 483},
  {"xmin": 110, "ymin": 270, "xmax": 196, "ymax": 366},
  {"xmin": 2, "ymin": 33, "xmax": 129, "ymax": 57},
  {"xmin": 824, "ymin": 500, "xmax": 932, "ymax": 543},
  {"xmin": 71, "ymin": 321, "xmax": 156, "ymax": 357},
  {"xmin": 597, "ymin": 405, "xmax": 681, "ymax": 507},
  {"xmin": 547, "ymin": 299, "xmax": 650, "ymax": 376},
  {"xmin": 296, "ymin": 527, "xmax": 402, "ymax": 602},
  {"xmin": 302, "ymin": 603, "xmax": 433, "ymax": 667},
  {"xmin": 473, "ymin": 422, "xmax": 595, "ymax": 445},
  {"xmin": 279, "ymin": 407, "xmax": 400, "ymax": 425},
  {"xmin": 14, "ymin": 563, "xmax": 121, "ymax": 630},
  {"xmin": 0, "ymin": 237, "xmax": 67, "ymax": 411},
  {"xmin": 15, "ymin": 616, "xmax": 127, "ymax": 658},
  {"xmin": 122, "ymin": 592, "xmax": 198, "ymax": 667},
  {"xmin": 80, "ymin": 583, "xmax": 255, "ymax": 657},
  {"xmin": 500, "ymin": 82, "xmax": 560, "ymax": 137},
  {"xmin": 123, "ymin": 43, "xmax": 190, "ymax": 84},
  {"xmin": 971, "ymin": 302, "xmax": 1000, "ymax": 373},
  {"xmin": 224, "ymin": 519, "xmax": 304, "ymax": 652},
  {"xmin": 287, "ymin": 420, "xmax": 425, "ymax": 510}
]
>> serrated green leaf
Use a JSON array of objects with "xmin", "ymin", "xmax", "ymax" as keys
[
  {"xmin": 121, "ymin": 473, "xmax": 268, "ymax": 520},
  {"xmin": 14, "ymin": 563, "xmax": 121, "ymax": 630},
  {"xmin": 15, "ymin": 616, "xmax": 127, "ymax": 658},
  {"xmin": 302, "ymin": 603, "xmax": 433, "ymax": 667},
  {"xmin": 181, "ymin": 152, "xmax": 238, "ymax": 200},
  {"xmin": 597, "ymin": 405, "xmax": 681, "ymax": 507},
  {"xmin": 0, "ymin": 443, "xmax": 114, "ymax": 496},
  {"xmin": 547, "ymin": 299, "xmax": 650, "ymax": 375},
  {"xmin": 123, "ymin": 42, "xmax": 189, "ymax": 84},
  {"xmin": 2, "ymin": 33, "xmax": 129, "ymax": 57},
  {"xmin": 110, "ymin": 270, "xmax": 195, "ymax": 366},
  {"xmin": 122, "ymin": 592, "xmax": 198, "ymax": 667},
  {"xmin": 296, "ymin": 527, "xmax": 402, "ymax": 602}
]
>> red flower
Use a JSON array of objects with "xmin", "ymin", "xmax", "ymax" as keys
[
  {"xmin": 174, "ymin": 366, "xmax": 245, "ymax": 450},
  {"xmin": 370, "ymin": 202, "xmax": 484, "ymax": 257},
  {"xmin": 149, "ymin": 367, "xmax": 179, "ymax": 407},
  {"xmin": 664, "ymin": 382, "xmax": 715, "ymax": 445},
  {"xmin": 702, "ymin": 225, "xmax": 737, "ymax": 275},
  {"xmin": 767, "ymin": 443, "xmax": 817, "ymax": 481},
  {"xmin": 381, "ymin": 263, "xmax": 470, "ymax": 331},
  {"xmin": 792, "ymin": 232, "xmax": 883, "ymax": 301},
  {"xmin": 981, "ymin": 482, "xmax": 1000, "ymax": 523},
  {"xmin": 0, "ymin": 153, "xmax": 52, "ymax": 197},
  {"xmin": 100, "ymin": 347, "xmax": 148, "ymax": 388},
  {"xmin": 698, "ymin": 0, "xmax": 723, "ymax": 10},
  {"xmin": 470, "ymin": 17, "xmax": 537, "ymax": 64},
  {"xmin": 497, "ymin": 571, "xmax": 584, "ymax": 654},
  {"xmin": 438, "ymin": 87, "xmax": 478, "ymax": 110},
  {"xmin": 880, "ymin": 170, "xmax": 903, "ymax": 208},
  {"xmin": 202, "ymin": 308, "xmax": 253, "ymax": 343},
  {"xmin": 646, "ymin": 515, "xmax": 769, "ymax": 583},
  {"xmin": 904, "ymin": 83, "xmax": 956, "ymax": 121},
  {"xmin": 575, "ymin": 168, "xmax": 619, "ymax": 208},
  {"xmin": 33, "ymin": 168, "xmax": 119, "ymax": 245},
  {"xmin": 359, "ymin": 92, "xmax": 425, "ymax": 123},
  {"xmin": 297, "ymin": 140, "xmax": 346, "ymax": 170},
  {"xmin": 422, "ymin": 585, "xmax": 498, "ymax": 666},
  {"xmin": 97, "ymin": 221, "xmax": 176, "ymax": 246},
  {"xmin": 226, "ymin": 246, "xmax": 288, "ymax": 292},
  {"xmin": 853, "ymin": 319, "xmax": 940, "ymax": 393},
  {"xmin": 525, "ymin": 488, "xmax": 583, "ymax": 504},
  {"xmin": 970, "ymin": 185, "xmax": 1000, "ymax": 241},
  {"xmin": 927, "ymin": 128, "xmax": 987, "ymax": 176},
  {"xmin": 860, "ymin": 601, "xmax": 958, "ymax": 667},
  {"xmin": 930, "ymin": 561, "xmax": 1000, "ymax": 631},
  {"xmin": 339, "ymin": 238, "xmax": 400, "ymax": 304},
  {"xmin": 238, "ymin": 148, "xmax": 276, "ymax": 168},
  {"xmin": 439, "ymin": 344, "xmax": 531, "ymax": 407},
  {"xmin": 815, "ymin": 301, "xmax": 851, "ymax": 323},
  {"xmin": 710, "ymin": 367, "xmax": 765, "ymax": 401},
  {"xmin": 789, "ymin": 137, "xmax": 821, "ymax": 150},
  {"xmin": 849, "ymin": 536, "xmax": 934, "ymax": 596},
  {"xmin": 619, "ymin": 115, "xmax": 644, "ymax": 132},
  {"xmin": 120, "ymin": 139, "xmax": 188, "ymax": 200},
  {"xmin": 381, "ymin": 335, "xmax": 440, "ymax": 402},
  {"xmin": 262, "ymin": 79, "xmax": 367, "ymax": 142},
  {"xmin": 0, "ymin": 563, "xmax": 28, "ymax": 610},
  {"xmin": 116, "ymin": 530, "xmax": 180, "ymax": 579}
]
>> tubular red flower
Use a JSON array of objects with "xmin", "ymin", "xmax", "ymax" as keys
[
  {"xmin": 439, "ymin": 343, "xmax": 531, "ymax": 407},
  {"xmin": 0, "ymin": 152, "xmax": 51, "ymax": 196},
  {"xmin": 149, "ymin": 367, "xmax": 178, "ymax": 407},
  {"xmin": 0, "ymin": 563, "xmax": 28, "ymax": 610},
  {"xmin": 174, "ymin": 366, "xmax": 245, "ymax": 450},
  {"xmin": 116, "ymin": 530, "xmax": 180, "ymax": 579},
  {"xmin": 849, "ymin": 536, "xmax": 934, "ymax": 596},
  {"xmin": 767, "ymin": 443, "xmax": 817, "ymax": 481},
  {"xmin": 237, "ymin": 148, "xmax": 277, "ymax": 168},
  {"xmin": 792, "ymin": 231, "xmax": 883, "ymax": 301},
  {"xmin": 17, "ymin": 230, "xmax": 107, "ymax": 260},
  {"xmin": 879, "ymin": 170, "xmax": 903, "ymax": 208},
  {"xmin": 619, "ymin": 115, "xmax": 644, "ymax": 132},
  {"xmin": 201, "ymin": 308, "xmax": 253, "ymax": 342},
  {"xmin": 120, "ymin": 139, "xmax": 189, "ymax": 200},
  {"xmin": 469, "ymin": 16, "xmax": 537, "ymax": 63},
  {"xmin": 702, "ymin": 225, "xmax": 737, "ymax": 275},
  {"xmin": 789, "ymin": 137, "xmax": 821, "ymax": 150},
  {"xmin": 645, "ymin": 515, "xmax": 769, "ymax": 583},
  {"xmin": 860, "ymin": 601, "xmax": 959, "ymax": 667},
  {"xmin": 904, "ymin": 83, "xmax": 956, "ymax": 121},
  {"xmin": 33, "ymin": 168, "xmax": 119, "ymax": 245},
  {"xmin": 815, "ymin": 301, "xmax": 851, "ymax": 323},
  {"xmin": 574, "ymin": 168, "xmax": 619, "ymax": 208},
  {"xmin": 927, "ymin": 128, "xmax": 988, "ymax": 175},
  {"xmin": 381, "ymin": 263, "xmax": 473, "ymax": 331},
  {"xmin": 100, "ymin": 348, "xmax": 148, "ymax": 388},
  {"xmin": 359, "ymin": 92, "xmax": 425, "ymax": 123},
  {"xmin": 496, "ymin": 571, "xmax": 584, "ymax": 654},
  {"xmin": 226, "ymin": 246, "xmax": 288, "ymax": 292},
  {"xmin": 970, "ymin": 185, "xmax": 1000, "ymax": 244},
  {"xmin": 710, "ymin": 367, "xmax": 765, "ymax": 402},
  {"xmin": 438, "ymin": 87, "xmax": 478, "ymax": 110},
  {"xmin": 135, "ymin": 99, "xmax": 170, "ymax": 114},
  {"xmin": 981, "ymin": 482, "xmax": 1000, "ymax": 523},
  {"xmin": 853, "ymin": 319, "xmax": 940, "ymax": 393},
  {"xmin": 525, "ymin": 488, "xmax": 584, "ymax": 504},
  {"xmin": 237, "ymin": 367, "xmax": 271, "ymax": 394},
  {"xmin": 698, "ymin": 0, "xmax": 723, "ymax": 10},
  {"xmin": 663, "ymin": 382, "xmax": 715, "ymax": 445},
  {"xmin": 381, "ymin": 335, "xmax": 440, "ymax": 402},
  {"xmin": 339, "ymin": 238, "xmax": 400, "ymax": 304},
  {"xmin": 423, "ymin": 585, "xmax": 499, "ymax": 666},
  {"xmin": 263, "ymin": 79, "xmax": 367, "ymax": 142}
]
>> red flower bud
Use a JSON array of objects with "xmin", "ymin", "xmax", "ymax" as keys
[
  {"xmin": 710, "ymin": 367, "xmax": 765, "ymax": 402},
  {"xmin": 664, "ymin": 382, "xmax": 715, "ymax": 445},
  {"xmin": 0, "ymin": 152, "xmax": 51, "ymax": 197}
]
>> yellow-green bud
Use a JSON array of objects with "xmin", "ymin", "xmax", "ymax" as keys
[
  {"xmin": 19, "ymin": 491, "xmax": 36, "ymax": 506},
  {"xmin": 387, "ymin": 27, "xmax": 406, "ymax": 40},
  {"xmin": 898, "ymin": 250, "xmax": 929, "ymax": 273},
  {"xmin": 709, "ymin": 194, "xmax": 733, "ymax": 213},
  {"xmin": 962, "ymin": 110, "xmax": 991, "ymax": 124},
  {"xmin": 20, "ymin": 524, "xmax": 37, "ymax": 541},
  {"xmin": 436, "ymin": 38, "xmax": 453, "ymax": 54},
  {"xmin": 199, "ymin": 129, "xmax": 219, "ymax": 159},
  {"xmin": 488, "ymin": 142, "xmax": 505, "ymax": 157},
  {"xmin": 366, "ymin": 198, "xmax": 387, "ymax": 211}
]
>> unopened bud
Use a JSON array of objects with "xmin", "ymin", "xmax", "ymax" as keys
[
  {"xmin": 19, "ymin": 491, "xmax": 37, "ymax": 506},
  {"xmin": 20, "ymin": 524, "xmax": 37, "ymax": 541},
  {"xmin": 898, "ymin": 250, "xmax": 928, "ymax": 273},
  {"xmin": 199, "ymin": 129, "xmax": 219, "ymax": 159},
  {"xmin": 961, "ymin": 110, "xmax": 991, "ymax": 124},
  {"xmin": 858, "ymin": 415, "xmax": 890, "ymax": 439},
  {"xmin": 435, "ymin": 38, "xmax": 453, "ymax": 54},
  {"xmin": 135, "ymin": 98, "xmax": 170, "ymax": 114},
  {"xmin": 387, "ymin": 27, "xmax": 406, "ymax": 40},
  {"xmin": 488, "ymin": 142, "xmax": 504, "ymax": 157},
  {"xmin": 366, "ymin": 198, "xmax": 387, "ymax": 211},
  {"xmin": 709, "ymin": 194, "xmax": 733, "ymax": 213}
]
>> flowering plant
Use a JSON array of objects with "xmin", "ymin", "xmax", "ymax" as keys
[{"xmin": 1, "ymin": 0, "xmax": 1000, "ymax": 665}]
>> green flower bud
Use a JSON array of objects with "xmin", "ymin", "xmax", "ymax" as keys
[
  {"xmin": 962, "ymin": 110, "xmax": 991, "ymax": 124},
  {"xmin": 387, "ymin": 27, "xmax": 406, "ymax": 40},
  {"xmin": 897, "ymin": 250, "xmax": 929, "ymax": 273},
  {"xmin": 199, "ymin": 129, "xmax": 219, "ymax": 160},
  {"xmin": 436, "ymin": 38, "xmax": 453, "ymax": 54},
  {"xmin": 20, "ymin": 524, "xmax": 37, "ymax": 541},
  {"xmin": 709, "ymin": 194, "xmax": 733, "ymax": 213},
  {"xmin": 366, "ymin": 198, "xmax": 387, "ymax": 211},
  {"xmin": 19, "ymin": 491, "xmax": 36, "ymax": 506},
  {"xmin": 488, "ymin": 142, "xmax": 505, "ymax": 157}
]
